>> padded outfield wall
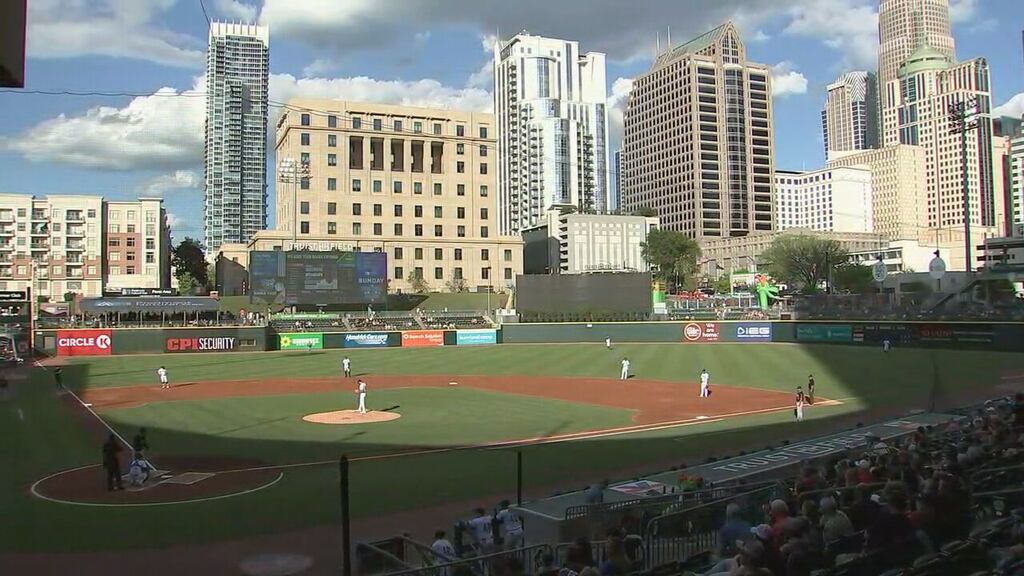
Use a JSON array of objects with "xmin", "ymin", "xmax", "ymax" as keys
[{"xmin": 34, "ymin": 327, "xmax": 272, "ymax": 356}]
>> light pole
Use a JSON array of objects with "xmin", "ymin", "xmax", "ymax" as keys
[
  {"xmin": 278, "ymin": 158, "xmax": 310, "ymax": 250},
  {"xmin": 947, "ymin": 97, "xmax": 980, "ymax": 273}
]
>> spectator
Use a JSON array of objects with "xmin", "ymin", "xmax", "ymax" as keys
[
  {"xmin": 717, "ymin": 503, "xmax": 752, "ymax": 558},
  {"xmin": 819, "ymin": 496, "xmax": 855, "ymax": 543},
  {"xmin": 767, "ymin": 499, "xmax": 790, "ymax": 548},
  {"xmin": 847, "ymin": 483, "xmax": 881, "ymax": 531},
  {"xmin": 538, "ymin": 553, "xmax": 559, "ymax": 576},
  {"xmin": 598, "ymin": 534, "xmax": 631, "ymax": 576},
  {"xmin": 865, "ymin": 492, "xmax": 914, "ymax": 553}
]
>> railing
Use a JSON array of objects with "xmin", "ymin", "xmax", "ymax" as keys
[
  {"xmin": 563, "ymin": 480, "xmax": 781, "ymax": 521},
  {"xmin": 367, "ymin": 543, "xmax": 552, "ymax": 576}
]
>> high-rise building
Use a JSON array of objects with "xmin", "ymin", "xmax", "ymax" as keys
[
  {"xmin": 877, "ymin": 0, "xmax": 955, "ymax": 146},
  {"xmin": 621, "ymin": 21, "xmax": 775, "ymax": 239},
  {"xmin": 0, "ymin": 194, "xmax": 171, "ymax": 297},
  {"xmin": 203, "ymin": 21, "xmax": 270, "ymax": 252},
  {"xmin": 523, "ymin": 213, "xmax": 658, "ymax": 274},
  {"xmin": 611, "ymin": 149, "xmax": 622, "ymax": 213},
  {"xmin": 1011, "ymin": 136, "xmax": 1024, "ymax": 234},
  {"xmin": 269, "ymin": 99, "xmax": 523, "ymax": 293},
  {"xmin": 821, "ymin": 71, "xmax": 879, "ymax": 159},
  {"xmin": 828, "ymin": 145, "xmax": 929, "ymax": 241},
  {"xmin": 886, "ymin": 47, "xmax": 996, "ymax": 244},
  {"xmin": 774, "ymin": 167, "xmax": 873, "ymax": 233},
  {"xmin": 493, "ymin": 32, "xmax": 610, "ymax": 234}
]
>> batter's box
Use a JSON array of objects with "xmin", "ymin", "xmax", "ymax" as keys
[{"xmin": 162, "ymin": 472, "xmax": 216, "ymax": 485}]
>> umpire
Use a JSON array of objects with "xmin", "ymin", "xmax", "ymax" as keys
[{"xmin": 102, "ymin": 434, "xmax": 124, "ymax": 491}]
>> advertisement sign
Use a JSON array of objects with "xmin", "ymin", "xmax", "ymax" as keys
[
  {"xmin": 682, "ymin": 322, "xmax": 720, "ymax": 343},
  {"xmin": 916, "ymin": 324, "xmax": 994, "ymax": 345},
  {"xmin": 278, "ymin": 333, "xmax": 324, "ymax": 350},
  {"xmin": 56, "ymin": 329, "xmax": 112, "ymax": 356},
  {"xmin": 0, "ymin": 290, "xmax": 27, "ymax": 301},
  {"xmin": 855, "ymin": 323, "xmax": 912, "ymax": 344},
  {"xmin": 456, "ymin": 329, "xmax": 498, "ymax": 346},
  {"xmin": 795, "ymin": 324, "xmax": 853, "ymax": 343},
  {"xmin": 343, "ymin": 332, "xmax": 392, "ymax": 348},
  {"xmin": 401, "ymin": 330, "xmax": 445, "ymax": 348},
  {"xmin": 166, "ymin": 337, "xmax": 237, "ymax": 352},
  {"xmin": 733, "ymin": 323, "xmax": 773, "ymax": 342}
]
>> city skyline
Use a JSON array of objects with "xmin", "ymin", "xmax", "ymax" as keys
[{"xmin": 0, "ymin": 0, "xmax": 1021, "ymax": 244}]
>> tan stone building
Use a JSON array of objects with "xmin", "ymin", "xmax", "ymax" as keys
[
  {"xmin": 698, "ymin": 228, "xmax": 887, "ymax": 276},
  {"xmin": 0, "ymin": 194, "xmax": 170, "ymax": 298},
  {"xmin": 828, "ymin": 145, "xmax": 929, "ymax": 241},
  {"xmin": 272, "ymin": 99, "xmax": 522, "ymax": 293},
  {"xmin": 621, "ymin": 21, "xmax": 775, "ymax": 239}
]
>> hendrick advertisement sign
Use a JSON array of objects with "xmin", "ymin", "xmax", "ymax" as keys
[
  {"xmin": 56, "ymin": 329, "xmax": 112, "ymax": 356},
  {"xmin": 342, "ymin": 332, "xmax": 393, "ymax": 348},
  {"xmin": 682, "ymin": 322, "xmax": 720, "ymax": 343},
  {"xmin": 166, "ymin": 337, "xmax": 238, "ymax": 353},
  {"xmin": 279, "ymin": 333, "xmax": 324, "ymax": 350},
  {"xmin": 796, "ymin": 324, "xmax": 853, "ymax": 343}
]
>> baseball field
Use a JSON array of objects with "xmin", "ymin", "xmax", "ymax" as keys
[{"xmin": 4, "ymin": 342, "xmax": 1024, "ymax": 563}]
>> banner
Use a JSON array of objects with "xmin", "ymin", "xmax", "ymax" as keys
[
  {"xmin": 915, "ymin": 324, "xmax": 995, "ymax": 345},
  {"xmin": 343, "ymin": 332, "xmax": 392, "ymax": 348},
  {"xmin": 733, "ymin": 322, "xmax": 772, "ymax": 342},
  {"xmin": 795, "ymin": 324, "xmax": 853, "ymax": 343},
  {"xmin": 166, "ymin": 337, "xmax": 238, "ymax": 353},
  {"xmin": 401, "ymin": 330, "xmax": 445, "ymax": 348},
  {"xmin": 682, "ymin": 322, "xmax": 720, "ymax": 343},
  {"xmin": 456, "ymin": 329, "xmax": 498, "ymax": 346},
  {"xmin": 279, "ymin": 333, "xmax": 324, "ymax": 350},
  {"xmin": 57, "ymin": 329, "xmax": 112, "ymax": 356}
]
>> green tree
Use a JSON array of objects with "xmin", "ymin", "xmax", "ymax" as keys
[
  {"xmin": 171, "ymin": 237, "xmax": 208, "ymax": 294},
  {"xmin": 406, "ymin": 270, "xmax": 429, "ymax": 294},
  {"xmin": 833, "ymin": 263, "xmax": 876, "ymax": 294},
  {"xmin": 63, "ymin": 291, "xmax": 76, "ymax": 303},
  {"xmin": 445, "ymin": 274, "xmax": 468, "ymax": 293},
  {"xmin": 631, "ymin": 207, "xmax": 658, "ymax": 217},
  {"xmin": 640, "ymin": 228, "xmax": 701, "ymax": 287},
  {"xmin": 760, "ymin": 234, "xmax": 848, "ymax": 293},
  {"xmin": 713, "ymin": 276, "xmax": 732, "ymax": 295}
]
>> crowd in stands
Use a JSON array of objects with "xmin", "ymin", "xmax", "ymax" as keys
[
  {"xmin": 268, "ymin": 309, "xmax": 495, "ymax": 332},
  {"xmin": 409, "ymin": 395, "xmax": 1024, "ymax": 576},
  {"xmin": 34, "ymin": 310, "xmax": 267, "ymax": 328}
]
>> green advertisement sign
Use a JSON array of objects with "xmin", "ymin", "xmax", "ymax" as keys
[
  {"xmin": 279, "ymin": 332, "xmax": 324, "ymax": 350},
  {"xmin": 795, "ymin": 324, "xmax": 853, "ymax": 343}
]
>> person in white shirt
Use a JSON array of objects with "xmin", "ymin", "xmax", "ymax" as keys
[
  {"xmin": 431, "ymin": 530, "xmax": 457, "ymax": 575},
  {"xmin": 464, "ymin": 508, "xmax": 494, "ymax": 553},
  {"xmin": 127, "ymin": 452, "xmax": 157, "ymax": 486},
  {"xmin": 620, "ymin": 357, "xmax": 631, "ymax": 381},
  {"xmin": 605, "ymin": 336, "xmax": 612, "ymax": 350},
  {"xmin": 342, "ymin": 356, "xmax": 352, "ymax": 378},
  {"xmin": 699, "ymin": 369, "xmax": 711, "ymax": 398},
  {"xmin": 883, "ymin": 339, "xmax": 892, "ymax": 352},
  {"xmin": 495, "ymin": 499, "xmax": 524, "ymax": 550},
  {"xmin": 157, "ymin": 366, "xmax": 169, "ymax": 389},
  {"xmin": 355, "ymin": 380, "xmax": 367, "ymax": 414}
]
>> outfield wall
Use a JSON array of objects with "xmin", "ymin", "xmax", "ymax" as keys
[{"xmin": 34, "ymin": 327, "xmax": 272, "ymax": 356}]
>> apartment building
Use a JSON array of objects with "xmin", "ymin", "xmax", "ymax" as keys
[
  {"xmin": 878, "ymin": 0, "xmax": 956, "ymax": 145},
  {"xmin": 821, "ymin": 71, "xmax": 879, "ymax": 159},
  {"xmin": 271, "ymin": 99, "xmax": 523, "ymax": 293},
  {"xmin": 621, "ymin": 21, "xmax": 775, "ymax": 239},
  {"xmin": 1011, "ymin": 135, "xmax": 1024, "ymax": 233},
  {"xmin": 0, "ymin": 194, "xmax": 170, "ymax": 298},
  {"xmin": 774, "ymin": 167, "xmax": 873, "ymax": 233},
  {"xmin": 523, "ymin": 212, "xmax": 658, "ymax": 275},
  {"xmin": 698, "ymin": 228, "xmax": 887, "ymax": 276},
  {"xmin": 828, "ymin": 145, "xmax": 929, "ymax": 240},
  {"xmin": 493, "ymin": 32, "xmax": 610, "ymax": 233}
]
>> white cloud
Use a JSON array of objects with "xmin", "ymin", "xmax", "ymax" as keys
[
  {"xmin": 994, "ymin": 93, "xmax": 1024, "ymax": 120},
  {"xmin": 302, "ymin": 58, "xmax": 337, "ymax": 78},
  {"xmin": 414, "ymin": 31, "xmax": 432, "ymax": 45},
  {"xmin": 782, "ymin": 0, "xmax": 879, "ymax": 70},
  {"xmin": 166, "ymin": 213, "xmax": 185, "ymax": 229},
  {"xmin": 0, "ymin": 77, "xmax": 206, "ymax": 171},
  {"xmin": 27, "ymin": 0, "xmax": 203, "ymax": 68},
  {"xmin": 949, "ymin": 0, "xmax": 979, "ymax": 24},
  {"xmin": 269, "ymin": 74, "xmax": 493, "ymax": 116},
  {"xmin": 607, "ymin": 77, "xmax": 634, "ymax": 142},
  {"xmin": 143, "ymin": 170, "xmax": 200, "ymax": 195},
  {"xmin": 213, "ymin": 0, "xmax": 258, "ymax": 22},
  {"xmin": 771, "ymin": 62, "xmax": 809, "ymax": 98},
  {"xmin": 466, "ymin": 61, "xmax": 494, "ymax": 89},
  {"xmin": 750, "ymin": 29, "xmax": 771, "ymax": 43}
]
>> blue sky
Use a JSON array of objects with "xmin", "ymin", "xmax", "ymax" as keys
[{"xmin": 1, "ymin": 0, "xmax": 1021, "ymax": 244}]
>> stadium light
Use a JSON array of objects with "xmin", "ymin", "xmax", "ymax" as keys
[{"xmin": 947, "ymin": 97, "xmax": 981, "ymax": 273}]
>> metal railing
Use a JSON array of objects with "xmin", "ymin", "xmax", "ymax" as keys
[{"xmin": 367, "ymin": 543, "xmax": 552, "ymax": 576}]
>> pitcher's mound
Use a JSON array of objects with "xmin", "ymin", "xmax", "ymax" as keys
[{"xmin": 302, "ymin": 410, "xmax": 401, "ymax": 424}]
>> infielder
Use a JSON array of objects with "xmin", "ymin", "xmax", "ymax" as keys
[
  {"xmin": 342, "ymin": 356, "xmax": 352, "ymax": 378},
  {"xmin": 157, "ymin": 366, "xmax": 169, "ymax": 389},
  {"xmin": 795, "ymin": 387, "xmax": 806, "ymax": 422},
  {"xmin": 356, "ymin": 379, "xmax": 368, "ymax": 414},
  {"xmin": 620, "ymin": 357, "xmax": 631, "ymax": 380},
  {"xmin": 699, "ymin": 369, "xmax": 711, "ymax": 398}
]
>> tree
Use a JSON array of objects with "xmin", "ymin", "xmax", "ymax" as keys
[
  {"xmin": 760, "ymin": 234, "xmax": 848, "ymax": 293},
  {"xmin": 713, "ymin": 276, "xmax": 732, "ymax": 295},
  {"xmin": 641, "ymin": 229, "xmax": 701, "ymax": 287},
  {"xmin": 63, "ymin": 291, "xmax": 77, "ymax": 303},
  {"xmin": 833, "ymin": 264, "xmax": 876, "ymax": 294},
  {"xmin": 445, "ymin": 274, "xmax": 468, "ymax": 293},
  {"xmin": 406, "ymin": 270, "xmax": 429, "ymax": 294},
  {"xmin": 172, "ymin": 237, "xmax": 208, "ymax": 294},
  {"xmin": 631, "ymin": 207, "xmax": 658, "ymax": 217}
]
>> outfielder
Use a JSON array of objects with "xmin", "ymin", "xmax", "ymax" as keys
[
  {"xmin": 356, "ymin": 379, "xmax": 368, "ymax": 414},
  {"xmin": 795, "ymin": 387, "xmax": 806, "ymax": 422},
  {"xmin": 157, "ymin": 366, "xmax": 169, "ymax": 389},
  {"xmin": 342, "ymin": 356, "xmax": 352, "ymax": 378},
  {"xmin": 605, "ymin": 336, "xmax": 612, "ymax": 350},
  {"xmin": 620, "ymin": 357, "xmax": 631, "ymax": 380},
  {"xmin": 699, "ymin": 368, "xmax": 711, "ymax": 398}
]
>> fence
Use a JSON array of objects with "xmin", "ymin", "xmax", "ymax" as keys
[
  {"xmin": 362, "ymin": 543, "xmax": 552, "ymax": 576},
  {"xmin": 642, "ymin": 482, "xmax": 786, "ymax": 567}
]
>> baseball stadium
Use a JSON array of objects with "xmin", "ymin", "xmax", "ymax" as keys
[{"xmin": 4, "ymin": 268, "xmax": 1024, "ymax": 576}]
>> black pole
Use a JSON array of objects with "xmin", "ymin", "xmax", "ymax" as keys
[
  {"xmin": 340, "ymin": 456, "xmax": 352, "ymax": 576},
  {"xmin": 516, "ymin": 451, "xmax": 523, "ymax": 506}
]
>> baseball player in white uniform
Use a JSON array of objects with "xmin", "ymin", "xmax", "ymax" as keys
[
  {"xmin": 342, "ymin": 356, "xmax": 352, "ymax": 378},
  {"xmin": 699, "ymin": 369, "xmax": 711, "ymax": 398},
  {"xmin": 620, "ymin": 357, "xmax": 631, "ymax": 380},
  {"xmin": 356, "ymin": 379, "xmax": 367, "ymax": 414},
  {"xmin": 495, "ymin": 500, "xmax": 524, "ymax": 550},
  {"xmin": 465, "ymin": 508, "xmax": 495, "ymax": 553},
  {"xmin": 157, "ymin": 366, "xmax": 169, "ymax": 389},
  {"xmin": 883, "ymin": 339, "xmax": 892, "ymax": 352},
  {"xmin": 605, "ymin": 336, "xmax": 612, "ymax": 349}
]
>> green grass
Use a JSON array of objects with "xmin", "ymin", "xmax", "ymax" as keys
[{"xmin": 4, "ymin": 343, "xmax": 1024, "ymax": 553}]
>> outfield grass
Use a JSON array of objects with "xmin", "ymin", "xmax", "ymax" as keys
[{"xmin": 5, "ymin": 343, "xmax": 1024, "ymax": 553}]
